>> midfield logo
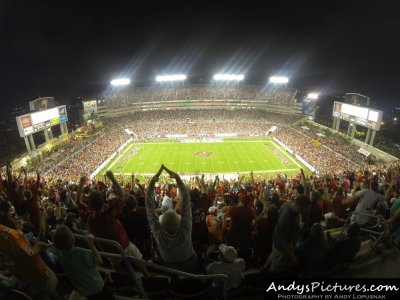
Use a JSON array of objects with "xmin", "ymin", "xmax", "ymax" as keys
[{"xmin": 194, "ymin": 151, "xmax": 213, "ymax": 158}]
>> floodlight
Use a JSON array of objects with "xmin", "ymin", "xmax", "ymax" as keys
[
  {"xmin": 269, "ymin": 76, "xmax": 289, "ymax": 84},
  {"xmin": 307, "ymin": 93, "xmax": 319, "ymax": 100},
  {"xmin": 156, "ymin": 74, "xmax": 187, "ymax": 82},
  {"xmin": 213, "ymin": 74, "xmax": 244, "ymax": 81},
  {"xmin": 111, "ymin": 78, "xmax": 131, "ymax": 86}
]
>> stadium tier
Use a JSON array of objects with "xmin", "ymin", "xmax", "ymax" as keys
[
  {"xmin": 30, "ymin": 106, "xmax": 373, "ymax": 182},
  {"xmin": 2, "ymin": 85, "xmax": 400, "ymax": 299},
  {"xmin": 96, "ymin": 84, "xmax": 303, "ymax": 118},
  {"xmin": 104, "ymin": 84, "xmax": 298, "ymax": 105}
]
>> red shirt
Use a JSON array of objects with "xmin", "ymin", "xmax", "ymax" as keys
[
  {"xmin": 89, "ymin": 212, "xmax": 130, "ymax": 249},
  {"xmin": 330, "ymin": 195, "xmax": 346, "ymax": 219},
  {"xmin": 224, "ymin": 206, "xmax": 255, "ymax": 238},
  {"xmin": 277, "ymin": 181, "xmax": 286, "ymax": 194}
]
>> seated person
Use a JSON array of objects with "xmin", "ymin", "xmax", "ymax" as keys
[
  {"xmin": 296, "ymin": 223, "xmax": 328, "ymax": 274},
  {"xmin": 52, "ymin": 225, "xmax": 112, "ymax": 299},
  {"xmin": 323, "ymin": 222, "xmax": 361, "ymax": 270},
  {"xmin": 206, "ymin": 243, "xmax": 245, "ymax": 290},
  {"xmin": 0, "ymin": 223, "xmax": 60, "ymax": 299},
  {"xmin": 206, "ymin": 206, "xmax": 224, "ymax": 253}
]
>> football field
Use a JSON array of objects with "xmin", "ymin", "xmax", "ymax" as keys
[{"xmin": 102, "ymin": 139, "xmax": 305, "ymax": 176}]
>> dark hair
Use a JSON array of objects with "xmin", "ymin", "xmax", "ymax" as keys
[
  {"xmin": 0, "ymin": 196, "xmax": 10, "ymax": 213},
  {"xmin": 311, "ymin": 191, "xmax": 321, "ymax": 203},
  {"xmin": 189, "ymin": 189, "xmax": 201, "ymax": 207},
  {"xmin": 294, "ymin": 194, "xmax": 311, "ymax": 208},
  {"xmin": 295, "ymin": 184, "xmax": 304, "ymax": 195},
  {"xmin": 24, "ymin": 189, "xmax": 32, "ymax": 200},
  {"xmin": 125, "ymin": 194, "xmax": 137, "ymax": 210},
  {"xmin": 370, "ymin": 181, "xmax": 379, "ymax": 192},
  {"xmin": 53, "ymin": 225, "xmax": 74, "ymax": 251},
  {"xmin": 89, "ymin": 191, "xmax": 104, "ymax": 211}
]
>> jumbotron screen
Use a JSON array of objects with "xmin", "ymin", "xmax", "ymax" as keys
[
  {"xmin": 16, "ymin": 105, "xmax": 68, "ymax": 138},
  {"xmin": 332, "ymin": 101, "xmax": 383, "ymax": 131}
]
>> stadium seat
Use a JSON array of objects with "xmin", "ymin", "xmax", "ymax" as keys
[
  {"xmin": 0, "ymin": 289, "xmax": 33, "ymax": 300},
  {"xmin": 169, "ymin": 278, "xmax": 207, "ymax": 299},
  {"xmin": 141, "ymin": 276, "xmax": 170, "ymax": 299}
]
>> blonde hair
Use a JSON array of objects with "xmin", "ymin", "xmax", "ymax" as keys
[{"xmin": 161, "ymin": 209, "xmax": 180, "ymax": 234}]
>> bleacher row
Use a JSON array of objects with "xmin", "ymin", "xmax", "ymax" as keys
[{"xmin": 103, "ymin": 84, "xmax": 297, "ymax": 106}]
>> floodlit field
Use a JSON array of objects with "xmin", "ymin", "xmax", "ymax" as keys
[{"xmin": 102, "ymin": 139, "xmax": 305, "ymax": 177}]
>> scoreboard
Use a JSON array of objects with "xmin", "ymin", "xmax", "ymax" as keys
[
  {"xmin": 29, "ymin": 97, "xmax": 55, "ymax": 111},
  {"xmin": 16, "ymin": 105, "xmax": 68, "ymax": 138},
  {"xmin": 332, "ymin": 101, "xmax": 383, "ymax": 131}
]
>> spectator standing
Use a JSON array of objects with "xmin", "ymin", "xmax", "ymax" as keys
[{"xmin": 145, "ymin": 165, "xmax": 199, "ymax": 273}]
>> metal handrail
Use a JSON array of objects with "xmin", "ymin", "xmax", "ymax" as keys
[
  {"xmin": 73, "ymin": 234, "xmax": 147, "ymax": 298},
  {"xmin": 73, "ymin": 234, "xmax": 230, "ymax": 299}
]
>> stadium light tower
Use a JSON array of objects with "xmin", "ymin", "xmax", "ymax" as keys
[
  {"xmin": 213, "ymin": 74, "xmax": 244, "ymax": 81},
  {"xmin": 110, "ymin": 78, "xmax": 131, "ymax": 86},
  {"xmin": 269, "ymin": 76, "xmax": 289, "ymax": 85},
  {"xmin": 155, "ymin": 74, "xmax": 187, "ymax": 82}
]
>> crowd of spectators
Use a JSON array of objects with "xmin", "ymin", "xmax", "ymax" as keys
[
  {"xmin": 3, "ymin": 107, "xmax": 400, "ymax": 298},
  {"xmin": 36, "ymin": 110, "xmax": 302, "ymax": 180},
  {"xmin": 104, "ymin": 84, "xmax": 297, "ymax": 107},
  {"xmin": 1, "ymin": 155, "xmax": 400, "ymax": 298},
  {"xmin": 272, "ymin": 126, "xmax": 360, "ymax": 174},
  {"xmin": 31, "ymin": 108, "xmax": 381, "ymax": 181},
  {"xmin": 296, "ymin": 124, "xmax": 368, "ymax": 166}
]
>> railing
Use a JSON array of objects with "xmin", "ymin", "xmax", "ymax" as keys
[{"xmin": 73, "ymin": 234, "xmax": 229, "ymax": 299}]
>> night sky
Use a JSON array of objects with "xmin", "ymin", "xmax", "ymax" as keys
[{"xmin": 1, "ymin": 0, "xmax": 400, "ymax": 120}]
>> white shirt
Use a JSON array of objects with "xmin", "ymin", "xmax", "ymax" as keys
[
  {"xmin": 352, "ymin": 189, "xmax": 385, "ymax": 225},
  {"xmin": 206, "ymin": 259, "xmax": 245, "ymax": 289},
  {"xmin": 162, "ymin": 196, "xmax": 173, "ymax": 208}
]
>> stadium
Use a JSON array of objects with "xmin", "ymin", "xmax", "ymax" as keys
[
  {"xmin": 2, "ymin": 2, "xmax": 400, "ymax": 298},
  {"xmin": 3, "ymin": 77, "xmax": 400, "ymax": 299},
  {"xmin": 24, "ymin": 82, "xmax": 374, "ymax": 179}
]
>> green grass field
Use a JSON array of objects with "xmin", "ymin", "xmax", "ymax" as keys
[{"xmin": 102, "ymin": 139, "xmax": 305, "ymax": 177}]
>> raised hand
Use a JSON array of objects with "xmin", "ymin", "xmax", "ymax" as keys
[
  {"xmin": 105, "ymin": 170, "xmax": 114, "ymax": 179},
  {"xmin": 163, "ymin": 165, "xmax": 179, "ymax": 180},
  {"xmin": 86, "ymin": 234, "xmax": 95, "ymax": 247},
  {"xmin": 150, "ymin": 165, "xmax": 164, "ymax": 183}
]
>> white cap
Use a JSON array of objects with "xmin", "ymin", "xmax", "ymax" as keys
[{"xmin": 218, "ymin": 243, "xmax": 238, "ymax": 263}]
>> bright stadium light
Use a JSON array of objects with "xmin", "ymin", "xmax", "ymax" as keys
[
  {"xmin": 156, "ymin": 74, "xmax": 187, "ymax": 82},
  {"xmin": 213, "ymin": 74, "xmax": 244, "ymax": 81},
  {"xmin": 308, "ymin": 93, "xmax": 319, "ymax": 100},
  {"xmin": 111, "ymin": 78, "xmax": 131, "ymax": 86},
  {"xmin": 269, "ymin": 76, "xmax": 289, "ymax": 84}
]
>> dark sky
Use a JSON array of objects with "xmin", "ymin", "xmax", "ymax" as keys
[{"xmin": 1, "ymin": 0, "xmax": 400, "ymax": 120}]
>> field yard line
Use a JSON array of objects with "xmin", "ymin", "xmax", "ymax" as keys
[
  {"xmin": 113, "ymin": 169, "xmax": 299, "ymax": 177},
  {"xmin": 270, "ymin": 141, "xmax": 302, "ymax": 169},
  {"xmin": 225, "ymin": 142, "xmax": 236, "ymax": 173},
  {"xmin": 243, "ymin": 142, "xmax": 256, "ymax": 171},
  {"xmin": 107, "ymin": 143, "xmax": 134, "ymax": 171},
  {"xmin": 133, "ymin": 140, "xmax": 271, "ymax": 146},
  {"xmin": 106, "ymin": 140, "xmax": 305, "ymax": 175}
]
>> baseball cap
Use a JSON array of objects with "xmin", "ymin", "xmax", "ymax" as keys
[{"xmin": 218, "ymin": 243, "xmax": 238, "ymax": 263}]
